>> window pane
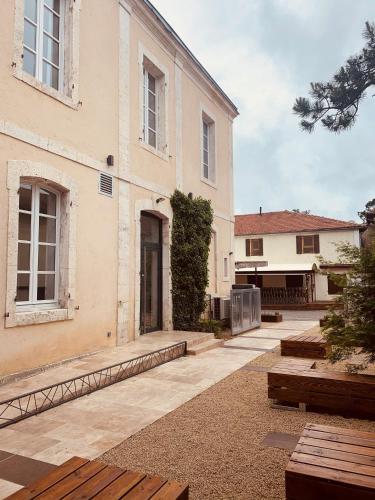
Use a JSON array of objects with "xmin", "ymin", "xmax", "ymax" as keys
[
  {"xmin": 203, "ymin": 150, "xmax": 209, "ymax": 165},
  {"xmin": 18, "ymin": 213, "xmax": 32, "ymax": 241},
  {"xmin": 203, "ymin": 164, "xmax": 209, "ymax": 179},
  {"xmin": 43, "ymin": 7, "xmax": 60, "ymax": 39},
  {"xmin": 25, "ymin": 0, "xmax": 38, "ymax": 22},
  {"xmin": 37, "ymin": 274, "xmax": 55, "ymax": 300},
  {"xmin": 19, "ymin": 184, "xmax": 32, "ymax": 211},
  {"xmin": 203, "ymin": 122, "xmax": 208, "ymax": 136},
  {"xmin": 141, "ymin": 214, "xmax": 160, "ymax": 244},
  {"xmin": 39, "ymin": 188, "xmax": 56, "ymax": 216},
  {"xmin": 43, "ymin": 34, "xmax": 59, "ymax": 65},
  {"xmin": 148, "ymin": 73, "xmax": 156, "ymax": 93},
  {"xmin": 17, "ymin": 274, "xmax": 30, "ymax": 302},
  {"xmin": 38, "ymin": 245, "xmax": 56, "ymax": 271},
  {"xmin": 39, "ymin": 216, "xmax": 56, "ymax": 243},
  {"xmin": 148, "ymin": 130, "xmax": 156, "ymax": 148},
  {"xmin": 17, "ymin": 243, "xmax": 31, "ymax": 271},
  {"xmin": 23, "ymin": 48, "xmax": 36, "ymax": 76},
  {"xmin": 203, "ymin": 135, "xmax": 208, "ymax": 150},
  {"xmin": 44, "ymin": 0, "xmax": 60, "ymax": 14},
  {"xmin": 24, "ymin": 19, "xmax": 37, "ymax": 50},
  {"xmin": 148, "ymin": 110, "xmax": 156, "ymax": 131},
  {"xmin": 42, "ymin": 61, "xmax": 59, "ymax": 90},
  {"xmin": 148, "ymin": 92, "xmax": 156, "ymax": 111}
]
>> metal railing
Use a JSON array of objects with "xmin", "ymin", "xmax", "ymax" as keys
[
  {"xmin": 0, "ymin": 342, "xmax": 187, "ymax": 429},
  {"xmin": 261, "ymin": 287, "xmax": 308, "ymax": 305},
  {"xmin": 231, "ymin": 287, "xmax": 261, "ymax": 335}
]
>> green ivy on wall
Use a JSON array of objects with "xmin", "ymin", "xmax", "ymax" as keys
[{"xmin": 170, "ymin": 189, "xmax": 213, "ymax": 330}]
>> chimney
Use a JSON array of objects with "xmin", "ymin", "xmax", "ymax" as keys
[{"xmin": 259, "ymin": 206, "xmax": 262, "ymax": 216}]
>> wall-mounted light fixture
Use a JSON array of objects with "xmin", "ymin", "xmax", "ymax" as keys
[
  {"xmin": 229, "ymin": 251, "xmax": 233, "ymax": 256},
  {"xmin": 156, "ymin": 197, "xmax": 165, "ymax": 204},
  {"xmin": 107, "ymin": 155, "xmax": 114, "ymax": 167}
]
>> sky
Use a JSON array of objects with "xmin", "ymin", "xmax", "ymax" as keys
[{"xmin": 152, "ymin": 0, "xmax": 375, "ymax": 222}]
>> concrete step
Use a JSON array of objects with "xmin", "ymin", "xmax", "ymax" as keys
[
  {"xmin": 186, "ymin": 338, "xmax": 225, "ymax": 355},
  {"xmin": 186, "ymin": 333, "xmax": 215, "ymax": 348}
]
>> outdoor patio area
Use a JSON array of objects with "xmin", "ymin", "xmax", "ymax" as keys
[{"xmin": 0, "ymin": 321, "xmax": 316, "ymax": 497}]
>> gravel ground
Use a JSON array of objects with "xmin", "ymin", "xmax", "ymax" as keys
[{"xmin": 99, "ymin": 351, "xmax": 375, "ymax": 500}]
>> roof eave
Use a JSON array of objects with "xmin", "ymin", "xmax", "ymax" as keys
[{"xmin": 142, "ymin": 0, "xmax": 239, "ymax": 117}]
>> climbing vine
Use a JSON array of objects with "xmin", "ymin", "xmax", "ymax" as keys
[{"xmin": 170, "ymin": 190, "xmax": 213, "ymax": 330}]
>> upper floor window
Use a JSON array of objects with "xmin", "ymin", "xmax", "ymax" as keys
[
  {"xmin": 141, "ymin": 55, "xmax": 167, "ymax": 153},
  {"xmin": 246, "ymin": 238, "xmax": 263, "ymax": 256},
  {"xmin": 17, "ymin": 182, "xmax": 60, "ymax": 306},
  {"xmin": 202, "ymin": 113, "xmax": 215, "ymax": 183},
  {"xmin": 143, "ymin": 69, "xmax": 157, "ymax": 148},
  {"xmin": 296, "ymin": 234, "xmax": 320, "ymax": 254},
  {"xmin": 223, "ymin": 257, "xmax": 229, "ymax": 280},
  {"xmin": 23, "ymin": 0, "xmax": 64, "ymax": 91}
]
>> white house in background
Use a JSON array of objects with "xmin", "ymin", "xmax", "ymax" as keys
[{"xmin": 234, "ymin": 210, "xmax": 363, "ymax": 305}]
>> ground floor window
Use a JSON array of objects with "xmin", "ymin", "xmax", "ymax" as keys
[
  {"xmin": 17, "ymin": 182, "xmax": 60, "ymax": 307},
  {"xmin": 327, "ymin": 275, "xmax": 345, "ymax": 295}
]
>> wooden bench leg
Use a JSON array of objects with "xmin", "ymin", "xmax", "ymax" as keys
[{"xmin": 270, "ymin": 399, "xmax": 306, "ymax": 412}]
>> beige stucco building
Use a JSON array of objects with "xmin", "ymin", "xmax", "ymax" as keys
[
  {"xmin": 0, "ymin": 0, "xmax": 238, "ymax": 377},
  {"xmin": 235, "ymin": 211, "xmax": 362, "ymax": 304}
]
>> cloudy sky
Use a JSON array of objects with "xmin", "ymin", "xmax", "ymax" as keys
[{"xmin": 152, "ymin": 0, "xmax": 375, "ymax": 222}]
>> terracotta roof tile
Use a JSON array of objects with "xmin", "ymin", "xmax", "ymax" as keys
[{"xmin": 234, "ymin": 210, "xmax": 363, "ymax": 236}]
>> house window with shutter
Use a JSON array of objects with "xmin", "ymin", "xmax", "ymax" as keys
[
  {"xmin": 201, "ymin": 112, "xmax": 216, "ymax": 184},
  {"xmin": 141, "ymin": 55, "xmax": 167, "ymax": 153},
  {"xmin": 16, "ymin": 0, "xmax": 81, "ymax": 107},
  {"xmin": 296, "ymin": 234, "xmax": 320, "ymax": 254},
  {"xmin": 23, "ymin": 0, "xmax": 65, "ymax": 91},
  {"xmin": 246, "ymin": 238, "xmax": 263, "ymax": 256}
]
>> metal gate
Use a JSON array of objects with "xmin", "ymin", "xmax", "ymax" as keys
[{"xmin": 231, "ymin": 287, "xmax": 261, "ymax": 335}]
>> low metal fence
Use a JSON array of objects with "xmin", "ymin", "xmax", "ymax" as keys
[
  {"xmin": 0, "ymin": 341, "xmax": 187, "ymax": 429},
  {"xmin": 261, "ymin": 286, "xmax": 308, "ymax": 305},
  {"xmin": 231, "ymin": 287, "xmax": 261, "ymax": 335}
]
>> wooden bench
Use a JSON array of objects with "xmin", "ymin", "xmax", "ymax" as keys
[
  {"xmin": 281, "ymin": 333, "xmax": 330, "ymax": 359},
  {"xmin": 268, "ymin": 360, "xmax": 375, "ymax": 418},
  {"xmin": 6, "ymin": 456, "xmax": 189, "ymax": 499},
  {"xmin": 286, "ymin": 423, "xmax": 375, "ymax": 499}
]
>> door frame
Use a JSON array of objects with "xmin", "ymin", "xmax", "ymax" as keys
[{"xmin": 140, "ymin": 212, "xmax": 163, "ymax": 334}]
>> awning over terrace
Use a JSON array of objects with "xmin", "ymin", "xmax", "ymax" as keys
[{"xmin": 235, "ymin": 263, "xmax": 318, "ymax": 274}]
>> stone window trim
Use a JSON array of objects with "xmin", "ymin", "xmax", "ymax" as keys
[
  {"xmin": 5, "ymin": 160, "xmax": 78, "ymax": 328},
  {"xmin": 138, "ymin": 43, "xmax": 169, "ymax": 160},
  {"xmin": 200, "ymin": 104, "xmax": 217, "ymax": 188},
  {"xmin": 13, "ymin": 0, "xmax": 81, "ymax": 109}
]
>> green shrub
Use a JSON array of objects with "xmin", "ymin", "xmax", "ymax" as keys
[
  {"xmin": 321, "ymin": 241, "xmax": 375, "ymax": 367},
  {"xmin": 170, "ymin": 190, "xmax": 213, "ymax": 331},
  {"xmin": 198, "ymin": 319, "xmax": 223, "ymax": 334}
]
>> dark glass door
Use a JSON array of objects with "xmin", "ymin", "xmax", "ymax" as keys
[{"xmin": 140, "ymin": 213, "xmax": 162, "ymax": 334}]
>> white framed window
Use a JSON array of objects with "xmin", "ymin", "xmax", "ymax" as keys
[
  {"xmin": 203, "ymin": 120, "xmax": 210, "ymax": 179},
  {"xmin": 143, "ymin": 68, "xmax": 157, "ymax": 148},
  {"xmin": 138, "ymin": 48, "xmax": 168, "ymax": 157},
  {"xmin": 223, "ymin": 256, "xmax": 229, "ymax": 280},
  {"xmin": 23, "ymin": 0, "xmax": 64, "ymax": 91},
  {"xmin": 201, "ymin": 112, "xmax": 216, "ymax": 184},
  {"xmin": 17, "ymin": 182, "xmax": 60, "ymax": 308}
]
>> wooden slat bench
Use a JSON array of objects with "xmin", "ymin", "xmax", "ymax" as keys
[
  {"xmin": 6, "ymin": 456, "xmax": 188, "ymax": 499},
  {"xmin": 286, "ymin": 423, "xmax": 375, "ymax": 499},
  {"xmin": 268, "ymin": 360, "xmax": 375, "ymax": 418},
  {"xmin": 281, "ymin": 333, "xmax": 330, "ymax": 359}
]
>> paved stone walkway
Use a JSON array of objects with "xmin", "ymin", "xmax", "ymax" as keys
[{"xmin": 0, "ymin": 321, "xmax": 317, "ymax": 497}]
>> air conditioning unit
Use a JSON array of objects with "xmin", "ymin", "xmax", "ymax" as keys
[{"xmin": 212, "ymin": 296, "xmax": 231, "ymax": 320}]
